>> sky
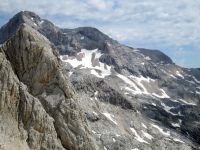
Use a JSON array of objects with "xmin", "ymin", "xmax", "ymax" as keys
[{"xmin": 0, "ymin": 0, "xmax": 200, "ymax": 68}]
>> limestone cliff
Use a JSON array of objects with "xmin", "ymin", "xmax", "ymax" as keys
[{"xmin": 0, "ymin": 24, "xmax": 97, "ymax": 150}]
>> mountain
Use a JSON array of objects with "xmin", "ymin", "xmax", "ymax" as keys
[{"xmin": 0, "ymin": 11, "xmax": 200, "ymax": 150}]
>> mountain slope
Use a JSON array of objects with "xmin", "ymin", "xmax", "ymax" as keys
[
  {"xmin": 0, "ymin": 11, "xmax": 200, "ymax": 150},
  {"xmin": 0, "ymin": 24, "xmax": 97, "ymax": 150}
]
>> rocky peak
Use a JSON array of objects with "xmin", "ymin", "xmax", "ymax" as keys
[
  {"xmin": 0, "ymin": 23, "xmax": 97, "ymax": 150},
  {"xmin": 138, "ymin": 48, "xmax": 174, "ymax": 64},
  {"xmin": 0, "ymin": 11, "xmax": 200, "ymax": 150},
  {"xmin": 0, "ymin": 11, "xmax": 42, "ymax": 43}
]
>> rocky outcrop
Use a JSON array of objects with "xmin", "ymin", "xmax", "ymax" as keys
[
  {"xmin": 0, "ymin": 45, "xmax": 64, "ymax": 149},
  {"xmin": 0, "ymin": 24, "xmax": 97, "ymax": 150}
]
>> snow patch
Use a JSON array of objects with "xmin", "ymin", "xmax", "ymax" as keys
[
  {"xmin": 124, "ymin": 87, "xmax": 141, "ymax": 95},
  {"xmin": 170, "ymin": 74, "xmax": 177, "ymax": 79},
  {"xmin": 103, "ymin": 113, "xmax": 118, "ymax": 125},
  {"xmin": 81, "ymin": 36, "xmax": 84, "ymax": 40},
  {"xmin": 93, "ymin": 111, "xmax": 98, "ymax": 116},
  {"xmin": 171, "ymin": 122, "xmax": 180, "ymax": 128},
  {"xmin": 176, "ymin": 71, "xmax": 184, "ymax": 79},
  {"xmin": 91, "ymin": 68, "xmax": 111, "ymax": 78},
  {"xmin": 94, "ymin": 91, "xmax": 98, "ymax": 96},
  {"xmin": 151, "ymin": 124, "xmax": 170, "ymax": 136},
  {"xmin": 130, "ymin": 128, "xmax": 149, "ymax": 144},
  {"xmin": 118, "ymin": 74, "xmax": 154, "ymax": 95},
  {"xmin": 92, "ymin": 130, "xmax": 96, "ymax": 134},
  {"xmin": 152, "ymin": 103, "xmax": 156, "ymax": 106},
  {"xmin": 186, "ymin": 80, "xmax": 195, "ymax": 84},
  {"xmin": 141, "ymin": 123, "xmax": 147, "ymax": 129},
  {"xmin": 196, "ymin": 91, "xmax": 200, "ymax": 95},
  {"xmin": 145, "ymin": 56, "xmax": 151, "ymax": 60},
  {"xmin": 192, "ymin": 76, "xmax": 200, "ymax": 84},
  {"xmin": 60, "ymin": 49, "xmax": 111, "ymax": 78},
  {"xmin": 152, "ymin": 89, "xmax": 170, "ymax": 99},
  {"xmin": 39, "ymin": 20, "xmax": 44, "ymax": 25},
  {"xmin": 116, "ymin": 134, "xmax": 120, "ymax": 137},
  {"xmin": 173, "ymin": 138, "xmax": 185, "ymax": 143},
  {"xmin": 178, "ymin": 99, "xmax": 196, "ymax": 106},
  {"xmin": 141, "ymin": 130, "xmax": 154, "ymax": 140},
  {"xmin": 68, "ymin": 71, "xmax": 73, "ymax": 77},
  {"xmin": 117, "ymin": 74, "xmax": 143, "ymax": 94},
  {"xmin": 160, "ymin": 102, "xmax": 178, "ymax": 115},
  {"xmin": 161, "ymin": 102, "xmax": 174, "ymax": 111}
]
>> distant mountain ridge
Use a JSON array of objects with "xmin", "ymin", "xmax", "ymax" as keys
[{"xmin": 0, "ymin": 11, "xmax": 200, "ymax": 150}]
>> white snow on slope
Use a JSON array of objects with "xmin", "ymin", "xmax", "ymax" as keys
[
  {"xmin": 176, "ymin": 71, "xmax": 184, "ymax": 79},
  {"xmin": 129, "ymin": 75, "xmax": 154, "ymax": 94},
  {"xmin": 91, "ymin": 68, "xmax": 111, "ymax": 78},
  {"xmin": 60, "ymin": 49, "xmax": 111, "ymax": 78},
  {"xmin": 160, "ymin": 102, "xmax": 176, "ymax": 115},
  {"xmin": 103, "ymin": 113, "xmax": 118, "ymax": 125},
  {"xmin": 151, "ymin": 124, "xmax": 170, "ymax": 136},
  {"xmin": 124, "ymin": 87, "xmax": 141, "ymax": 95},
  {"xmin": 130, "ymin": 128, "xmax": 149, "ymax": 144},
  {"xmin": 141, "ymin": 123, "xmax": 147, "ymax": 129},
  {"xmin": 118, "ymin": 74, "xmax": 156, "ymax": 95},
  {"xmin": 117, "ymin": 74, "xmax": 143, "ymax": 94},
  {"xmin": 39, "ymin": 20, "xmax": 44, "ymax": 25},
  {"xmin": 171, "ymin": 122, "xmax": 181, "ymax": 128},
  {"xmin": 173, "ymin": 138, "xmax": 185, "ymax": 143},
  {"xmin": 92, "ymin": 130, "xmax": 96, "ymax": 134},
  {"xmin": 196, "ymin": 91, "xmax": 200, "ymax": 95},
  {"xmin": 152, "ymin": 89, "xmax": 170, "ymax": 99},
  {"xmin": 119, "ymin": 74, "xmax": 172, "ymax": 99},
  {"xmin": 152, "ymin": 103, "xmax": 156, "ymax": 106},
  {"xmin": 68, "ymin": 71, "xmax": 73, "ymax": 77},
  {"xmin": 192, "ymin": 76, "xmax": 200, "ymax": 84},
  {"xmin": 145, "ymin": 56, "xmax": 151, "ymax": 60},
  {"xmin": 178, "ymin": 99, "xmax": 196, "ymax": 106},
  {"xmin": 141, "ymin": 130, "xmax": 154, "ymax": 140},
  {"xmin": 161, "ymin": 69, "xmax": 177, "ymax": 79},
  {"xmin": 170, "ymin": 74, "xmax": 177, "ymax": 79}
]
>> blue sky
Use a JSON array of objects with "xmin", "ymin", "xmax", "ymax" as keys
[{"xmin": 0, "ymin": 0, "xmax": 200, "ymax": 68}]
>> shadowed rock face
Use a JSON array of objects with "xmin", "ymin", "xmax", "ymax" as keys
[{"xmin": 0, "ymin": 11, "xmax": 200, "ymax": 150}]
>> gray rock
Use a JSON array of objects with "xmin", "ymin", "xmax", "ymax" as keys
[
  {"xmin": 0, "ymin": 11, "xmax": 200, "ymax": 150},
  {"xmin": 0, "ymin": 24, "xmax": 97, "ymax": 149}
]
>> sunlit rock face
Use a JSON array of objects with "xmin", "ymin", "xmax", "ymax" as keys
[{"xmin": 0, "ymin": 11, "xmax": 200, "ymax": 150}]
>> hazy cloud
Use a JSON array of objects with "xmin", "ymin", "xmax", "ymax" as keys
[{"xmin": 0, "ymin": 0, "xmax": 200, "ymax": 67}]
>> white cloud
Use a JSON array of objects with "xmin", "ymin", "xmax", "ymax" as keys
[{"xmin": 0, "ymin": 0, "xmax": 200, "ymax": 67}]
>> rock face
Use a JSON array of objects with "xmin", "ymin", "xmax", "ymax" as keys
[
  {"xmin": 0, "ymin": 11, "xmax": 200, "ymax": 150},
  {"xmin": 0, "ymin": 24, "xmax": 96, "ymax": 150}
]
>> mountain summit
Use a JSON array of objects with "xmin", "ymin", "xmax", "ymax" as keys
[{"xmin": 0, "ymin": 11, "xmax": 200, "ymax": 150}]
